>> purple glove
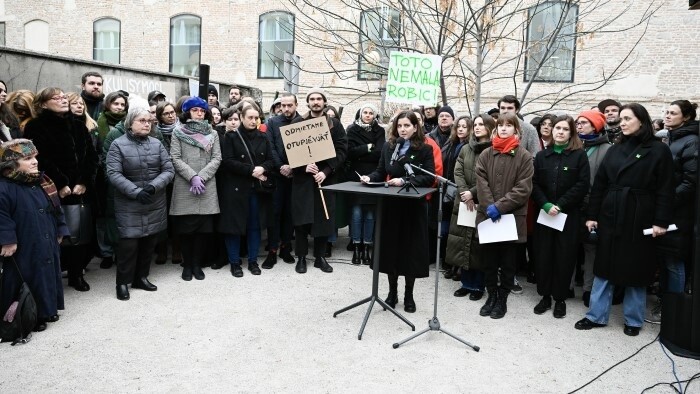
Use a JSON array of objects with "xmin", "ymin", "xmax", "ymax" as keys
[{"xmin": 189, "ymin": 176, "xmax": 206, "ymax": 195}]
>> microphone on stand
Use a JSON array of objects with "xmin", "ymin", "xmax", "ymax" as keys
[
  {"xmin": 390, "ymin": 137, "xmax": 405, "ymax": 165},
  {"xmin": 403, "ymin": 162, "xmax": 415, "ymax": 178}
]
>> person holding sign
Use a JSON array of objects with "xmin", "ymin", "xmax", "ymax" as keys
[
  {"xmin": 359, "ymin": 111, "xmax": 435, "ymax": 313},
  {"xmin": 290, "ymin": 88, "xmax": 347, "ymax": 274},
  {"xmin": 475, "ymin": 113, "xmax": 533, "ymax": 319},
  {"xmin": 531, "ymin": 116, "xmax": 590, "ymax": 318}
]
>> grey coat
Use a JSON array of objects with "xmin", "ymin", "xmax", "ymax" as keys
[
  {"xmin": 106, "ymin": 132, "xmax": 174, "ymax": 238},
  {"xmin": 169, "ymin": 126, "xmax": 222, "ymax": 216}
]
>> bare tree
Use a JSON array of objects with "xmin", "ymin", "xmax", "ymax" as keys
[{"xmin": 284, "ymin": 0, "xmax": 663, "ymax": 116}]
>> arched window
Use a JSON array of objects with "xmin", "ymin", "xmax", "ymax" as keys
[
  {"xmin": 170, "ymin": 14, "xmax": 201, "ymax": 76},
  {"xmin": 258, "ymin": 11, "xmax": 295, "ymax": 79},
  {"xmin": 24, "ymin": 20, "xmax": 49, "ymax": 52},
  {"xmin": 359, "ymin": 7, "xmax": 400, "ymax": 80},
  {"xmin": 524, "ymin": 1, "xmax": 578, "ymax": 82},
  {"xmin": 93, "ymin": 18, "xmax": 121, "ymax": 64}
]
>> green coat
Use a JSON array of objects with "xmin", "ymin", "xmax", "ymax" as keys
[{"xmin": 445, "ymin": 136, "xmax": 491, "ymax": 269}]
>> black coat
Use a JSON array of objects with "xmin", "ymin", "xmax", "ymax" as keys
[
  {"xmin": 346, "ymin": 121, "xmax": 386, "ymax": 177},
  {"xmin": 587, "ymin": 136, "xmax": 674, "ymax": 286},
  {"xmin": 218, "ymin": 126, "xmax": 275, "ymax": 235},
  {"xmin": 266, "ymin": 112, "xmax": 301, "ymax": 170},
  {"xmin": 656, "ymin": 120, "xmax": 699, "ymax": 261},
  {"xmin": 290, "ymin": 113, "xmax": 347, "ymax": 236},
  {"xmin": 24, "ymin": 111, "xmax": 98, "ymax": 206},
  {"xmin": 368, "ymin": 142, "xmax": 435, "ymax": 278}
]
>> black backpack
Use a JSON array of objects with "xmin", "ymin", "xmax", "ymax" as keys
[{"xmin": 0, "ymin": 257, "xmax": 38, "ymax": 345}]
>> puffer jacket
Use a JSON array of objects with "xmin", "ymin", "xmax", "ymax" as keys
[{"xmin": 106, "ymin": 131, "xmax": 174, "ymax": 238}]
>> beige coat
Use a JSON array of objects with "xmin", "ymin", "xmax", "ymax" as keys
[
  {"xmin": 475, "ymin": 146, "xmax": 533, "ymax": 243},
  {"xmin": 169, "ymin": 131, "xmax": 222, "ymax": 216}
]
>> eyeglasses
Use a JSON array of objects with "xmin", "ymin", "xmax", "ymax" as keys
[
  {"xmin": 50, "ymin": 95, "xmax": 68, "ymax": 101},
  {"xmin": 575, "ymin": 122, "xmax": 590, "ymax": 127},
  {"xmin": 162, "ymin": 111, "xmax": 176, "ymax": 117},
  {"xmin": 190, "ymin": 108, "xmax": 206, "ymax": 114}
]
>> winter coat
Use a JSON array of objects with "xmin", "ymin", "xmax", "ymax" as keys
[
  {"xmin": 656, "ymin": 120, "xmax": 699, "ymax": 261},
  {"xmin": 428, "ymin": 126, "xmax": 451, "ymax": 148},
  {"xmin": 266, "ymin": 112, "xmax": 301, "ymax": 170},
  {"xmin": 520, "ymin": 121, "xmax": 542, "ymax": 157},
  {"xmin": 290, "ymin": 113, "xmax": 347, "ymax": 236},
  {"xmin": 583, "ymin": 135, "xmax": 612, "ymax": 188},
  {"xmin": 218, "ymin": 126, "xmax": 275, "ymax": 235},
  {"xmin": 475, "ymin": 146, "xmax": 534, "ymax": 243},
  {"xmin": 587, "ymin": 136, "xmax": 674, "ymax": 286},
  {"xmin": 169, "ymin": 123, "xmax": 222, "ymax": 216},
  {"xmin": 368, "ymin": 142, "xmax": 435, "ymax": 278},
  {"xmin": 24, "ymin": 111, "xmax": 98, "ymax": 206},
  {"xmin": 346, "ymin": 121, "xmax": 386, "ymax": 205},
  {"xmin": 106, "ymin": 131, "xmax": 174, "ymax": 238},
  {"xmin": 0, "ymin": 177, "xmax": 70, "ymax": 320},
  {"xmin": 445, "ymin": 136, "xmax": 491, "ymax": 269},
  {"xmin": 440, "ymin": 139, "xmax": 467, "ymax": 220}
]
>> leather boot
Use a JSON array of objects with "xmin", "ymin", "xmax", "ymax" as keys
[
  {"xmin": 261, "ymin": 251, "xmax": 277, "ymax": 269},
  {"xmin": 68, "ymin": 275, "xmax": 90, "ymax": 292},
  {"xmin": 384, "ymin": 274, "xmax": 399, "ymax": 309},
  {"xmin": 132, "ymin": 277, "xmax": 157, "ymax": 291},
  {"xmin": 116, "ymin": 284, "xmax": 130, "ymax": 300},
  {"xmin": 192, "ymin": 263, "xmax": 205, "ymax": 280},
  {"xmin": 295, "ymin": 256, "xmax": 307, "ymax": 274},
  {"xmin": 351, "ymin": 244, "xmax": 361, "ymax": 265},
  {"xmin": 363, "ymin": 244, "xmax": 373, "ymax": 266},
  {"xmin": 181, "ymin": 264, "xmax": 193, "ymax": 281},
  {"xmin": 479, "ymin": 287, "xmax": 498, "ymax": 316},
  {"xmin": 279, "ymin": 243, "xmax": 295, "ymax": 263},
  {"xmin": 314, "ymin": 256, "xmax": 333, "ymax": 273},
  {"xmin": 490, "ymin": 288, "xmax": 510, "ymax": 319},
  {"xmin": 404, "ymin": 277, "xmax": 416, "ymax": 313}
]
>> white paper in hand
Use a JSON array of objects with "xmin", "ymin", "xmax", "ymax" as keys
[
  {"xmin": 457, "ymin": 202, "xmax": 477, "ymax": 228},
  {"xmin": 536, "ymin": 209, "xmax": 567, "ymax": 232},
  {"xmin": 478, "ymin": 214, "xmax": 518, "ymax": 244}
]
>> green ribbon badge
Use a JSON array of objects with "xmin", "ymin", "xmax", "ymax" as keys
[
  {"xmin": 563, "ymin": 167, "xmax": 568, "ymax": 171},
  {"xmin": 636, "ymin": 154, "xmax": 641, "ymax": 159}
]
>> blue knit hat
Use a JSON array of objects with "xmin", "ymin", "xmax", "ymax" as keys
[{"xmin": 182, "ymin": 96, "xmax": 209, "ymax": 113}]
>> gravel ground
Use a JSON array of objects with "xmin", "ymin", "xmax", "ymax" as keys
[{"xmin": 1, "ymin": 235, "xmax": 698, "ymax": 393}]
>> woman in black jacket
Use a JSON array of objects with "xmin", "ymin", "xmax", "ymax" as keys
[
  {"xmin": 218, "ymin": 105, "xmax": 274, "ymax": 277},
  {"xmin": 360, "ymin": 111, "xmax": 435, "ymax": 313},
  {"xmin": 346, "ymin": 103, "xmax": 385, "ymax": 264},
  {"xmin": 531, "ymin": 115, "xmax": 590, "ymax": 318},
  {"xmin": 575, "ymin": 103, "xmax": 674, "ymax": 336},
  {"xmin": 24, "ymin": 87, "xmax": 98, "ymax": 292}
]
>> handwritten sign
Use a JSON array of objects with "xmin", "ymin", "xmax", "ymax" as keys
[
  {"xmin": 103, "ymin": 75, "xmax": 177, "ymax": 101},
  {"xmin": 279, "ymin": 117, "xmax": 336, "ymax": 168},
  {"xmin": 385, "ymin": 52, "xmax": 442, "ymax": 106}
]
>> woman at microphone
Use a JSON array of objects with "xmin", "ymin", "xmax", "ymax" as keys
[{"xmin": 359, "ymin": 111, "xmax": 435, "ymax": 313}]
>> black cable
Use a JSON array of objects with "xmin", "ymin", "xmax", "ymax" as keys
[
  {"xmin": 640, "ymin": 372, "xmax": 700, "ymax": 394},
  {"xmin": 568, "ymin": 334, "xmax": 660, "ymax": 394}
]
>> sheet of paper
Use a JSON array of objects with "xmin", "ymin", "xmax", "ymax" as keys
[
  {"xmin": 457, "ymin": 202, "xmax": 477, "ymax": 228},
  {"xmin": 643, "ymin": 224, "xmax": 678, "ymax": 235},
  {"xmin": 536, "ymin": 209, "xmax": 567, "ymax": 232},
  {"xmin": 477, "ymin": 214, "xmax": 518, "ymax": 244}
]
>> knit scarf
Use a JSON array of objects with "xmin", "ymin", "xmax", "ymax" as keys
[
  {"xmin": 4, "ymin": 170, "xmax": 61, "ymax": 210},
  {"xmin": 97, "ymin": 111, "xmax": 126, "ymax": 141},
  {"xmin": 174, "ymin": 120, "xmax": 215, "ymax": 153},
  {"xmin": 578, "ymin": 133, "xmax": 598, "ymax": 141},
  {"xmin": 354, "ymin": 118, "xmax": 374, "ymax": 132},
  {"xmin": 492, "ymin": 135, "xmax": 520, "ymax": 155},
  {"xmin": 158, "ymin": 119, "xmax": 179, "ymax": 136}
]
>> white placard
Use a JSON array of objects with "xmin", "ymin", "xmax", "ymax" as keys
[
  {"xmin": 536, "ymin": 209, "xmax": 568, "ymax": 232},
  {"xmin": 385, "ymin": 51, "xmax": 442, "ymax": 106},
  {"xmin": 477, "ymin": 214, "xmax": 518, "ymax": 244},
  {"xmin": 457, "ymin": 202, "xmax": 477, "ymax": 228},
  {"xmin": 643, "ymin": 224, "xmax": 678, "ymax": 235}
]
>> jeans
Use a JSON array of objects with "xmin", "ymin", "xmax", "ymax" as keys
[
  {"xmin": 224, "ymin": 192, "xmax": 261, "ymax": 265},
  {"xmin": 659, "ymin": 255, "xmax": 685, "ymax": 294},
  {"xmin": 461, "ymin": 269, "xmax": 484, "ymax": 292},
  {"xmin": 350, "ymin": 204, "xmax": 375, "ymax": 244},
  {"xmin": 585, "ymin": 276, "xmax": 646, "ymax": 327}
]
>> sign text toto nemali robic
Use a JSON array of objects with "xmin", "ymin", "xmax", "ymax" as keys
[
  {"xmin": 385, "ymin": 52, "xmax": 442, "ymax": 106},
  {"xmin": 279, "ymin": 116, "xmax": 337, "ymax": 168}
]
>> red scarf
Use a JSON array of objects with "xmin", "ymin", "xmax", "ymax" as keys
[{"xmin": 492, "ymin": 135, "xmax": 520, "ymax": 155}]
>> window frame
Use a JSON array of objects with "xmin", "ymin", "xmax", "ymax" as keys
[
  {"xmin": 93, "ymin": 17, "xmax": 121, "ymax": 64},
  {"xmin": 358, "ymin": 7, "xmax": 401, "ymax": 81},
  {"xmin": 257, "ymin": 11, "xmax": 295, "ymax": 80},
  {"xmin": 523, "ymin": 1, "xmax": 578, "ymax": 83},
  {"xmin": 169, "ymin": 14, "xmax": 202, "ymax": 77}
]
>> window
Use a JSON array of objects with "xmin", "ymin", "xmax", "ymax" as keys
[
  {"xmin": 24, "ymin": 20, "xmax": 49, "ymax": 52},
  {"xmin": 93, "ymin": 18, "xmax": 120, "ymax": 64},
  {"xmin": 359, "ymin": 7, "xmax": 401, "ymax": 80},
  {"xmin": 170, "ymin": 14, "xmax": 201, "ymax": 76},
  {"xmin": 524, "ymin": 1, "xmax": 578, "ymax": 82},
  {"xmin": 0, "ymin": 22, "xmax": 5, "ymax": 46},
  {"xmin": 258, "ymin": 11, "xmax": 294, "ymax": 79}
]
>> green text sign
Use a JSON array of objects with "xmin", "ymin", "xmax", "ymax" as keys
[{"xmin": 385, "ymin": 52, "xmax": 442, "ymax": 106}]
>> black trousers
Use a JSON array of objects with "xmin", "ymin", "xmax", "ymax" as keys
[
  {"xmin": 270, "ymin": 176, "xmax": 294, "ymax": 250},
  {"xmin": 482, "ymin": 242, "xmax": 517, "ymax": 290},
  {"xmin": 61, "ymin": 244, "xmax": 91, "ymax": 280},
  {"xmin": 180, "ymin": 233, "xmax": 207, "ymax": 267},
  {"xmin": 294, "ymin": 224, "xmax": 327, "ymax": 257},
  {"xmin": 116, "ymin": 235, "xmax": 157, "ymax": 285}
]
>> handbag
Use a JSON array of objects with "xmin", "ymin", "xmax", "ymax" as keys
[
  {"xmin": 235, "ymin": 131, "xmax": 275, "ymax": 194},
  {"xmin": 0, "ymin": 257, "xmax": 38, "ymax": 345},
  {"xmin": 443, "ymin": 184, "xmax": 458, "ymax": 204},
  {"xmin": 61, "ymin": 200, "xmax": 94, "ymax": 246}
]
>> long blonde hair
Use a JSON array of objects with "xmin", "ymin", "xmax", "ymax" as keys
[{"xmin": 66, "ymin": 92, "xmax": 98, "ymax": 131}]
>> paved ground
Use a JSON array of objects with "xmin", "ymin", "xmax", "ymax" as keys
[{"xmin": 1, "ymin": 235, "xmax": 698, "ymax": 393}]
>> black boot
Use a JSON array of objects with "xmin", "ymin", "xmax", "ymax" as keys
[
  {"xmin": 490, "ymin": 288, "xmax": 510, "ymax": 319},
  {"xmin": 362, "ymin": 244, "xmax": 373, "ymax": 266},
  {"xmin": 68, "ymin": 275, "xmax": 90, "ymax": 292},
  {"xmin": 116, "ymin": 285, "xmax": 130, "ymax": 300},
  {"xmin": 261, "ymin": 251, "xmax": 277, "ymax": 269},
  {"xmin": 352, "ymin": 243, "xmax": 362, "ymax": 265},
  {"xmin": 479, "ymin": 287, "xmax": 498, "ymax": 316},
  {"xmin": 314, "ymin": 256, "xmax": 333, "ymax": 273},
  {"xmin": 295, "ymin": 256, "xmax": 307, "ymax": 274},
  {"xmin": 192, "ymin": 263, "xmax": 205, "ymax": 280},
  {"xmin": 279, "ymin": 243, "xmax": 295, "ymax": 263},
  {"xmin": 385, "ymin": 274, "xmax": 399, "ymax": 309},
  {"xmin": 404, "ymin": 277, "xmax": 416, "ymax": 313},
  {"xmin": 132, "ymin": 277, "xmax": 157, "ymax": 291},
  {"xmin": 182, "ymin": 264, "xmax": 193, "ymax": 281}
]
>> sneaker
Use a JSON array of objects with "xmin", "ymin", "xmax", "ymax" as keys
[
  {"xmin": 644, "ymin": 299, "xmax": 662, "ymax": 324},
  {"xmin": 511, "ymin": 278, "xmax": 523, "ymax": 295}
]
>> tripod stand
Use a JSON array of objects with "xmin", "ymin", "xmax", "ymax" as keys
[{"xmin": 392, "ymin": 164, "xmax": 480, "ymax": 351}]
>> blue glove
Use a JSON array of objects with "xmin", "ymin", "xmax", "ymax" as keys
[{"xmin": 486, "ymin": 204, "xmax": 501, "ymax": 222}]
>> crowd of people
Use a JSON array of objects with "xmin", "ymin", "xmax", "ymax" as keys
[{"xmin": 0, "ymin": 72, "xmax": 697, "ymax": 340}]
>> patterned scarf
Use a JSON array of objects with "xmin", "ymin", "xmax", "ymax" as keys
[
  {"xmin": 174, "ymin": 120, "xmax": 215, "ymax": 153},
  {"xmin": 4, "ymin": 170, "xmax": 61, "ymax": 210},
  {"xmin": 157, "ymin": 119, "xmax": 179, "ymax": 136},
  {"xmin": 354, "ymin": 118, "xmax": 375, "ymax": 132}
]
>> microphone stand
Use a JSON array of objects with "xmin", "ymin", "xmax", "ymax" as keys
[
  {"xmin": 397, "ymin": 171, "xmax": 419, "ymax": 194},
  {"xmin": 392, "ymin": 164, "xmax": 480, "ymax": 352}
]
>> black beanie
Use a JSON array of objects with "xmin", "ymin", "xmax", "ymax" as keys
[{"xmin": 437, "ymin": 105, "xmax": 454, "ymax": 119}]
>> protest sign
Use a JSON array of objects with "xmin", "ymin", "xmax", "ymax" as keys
[
  {"xmin": 280, "ymin": 117, "xmax": 336, "ymax": 168},
  {"xmin": 385, "ymin": 52, "xmax": 442, "ymax": 106},
  {"xmin": 103, "ymin": 75, "xmax": 177, "ymax": 101}
]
